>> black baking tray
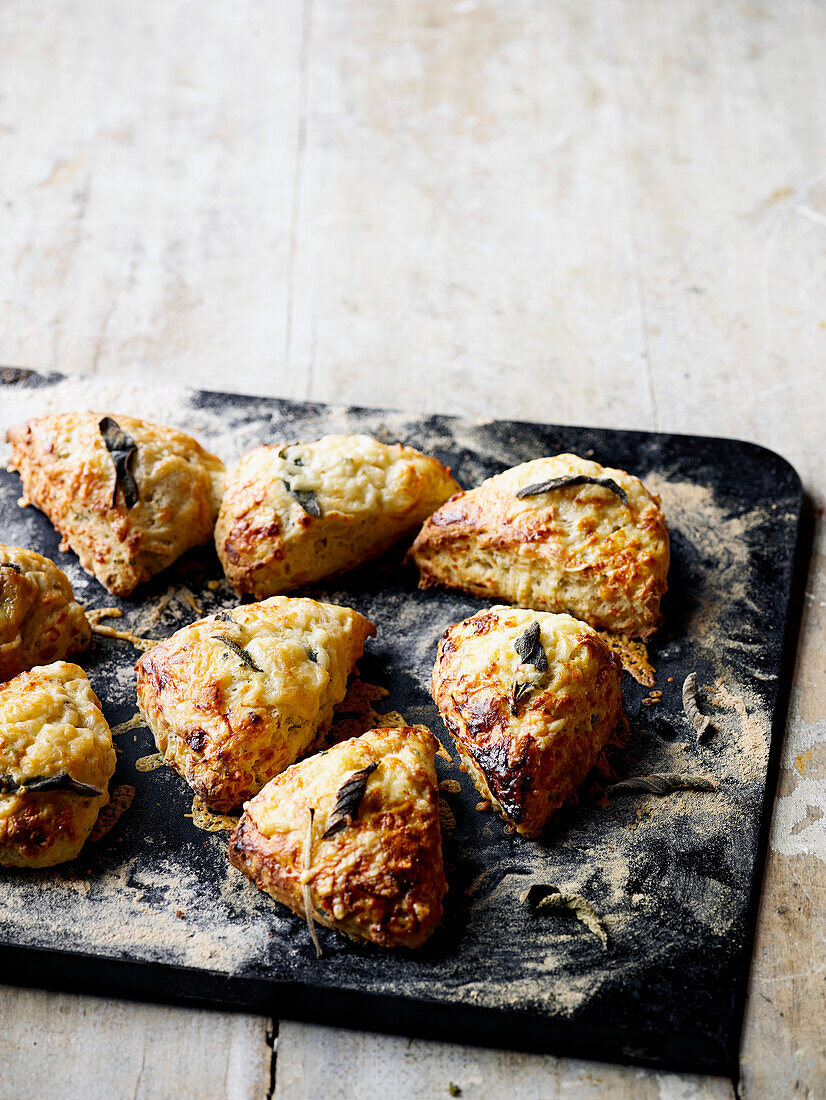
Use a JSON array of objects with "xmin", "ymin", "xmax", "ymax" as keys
[{"xmin": 0, "ymin": 368, "xmax": 805, "ymax": 1076}]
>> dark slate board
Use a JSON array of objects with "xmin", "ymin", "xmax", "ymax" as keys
[{"xmin": 0, "ymin": 368, "xmax": 804, "ymax": 1076}]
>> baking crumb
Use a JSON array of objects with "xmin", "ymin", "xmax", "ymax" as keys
[
  {"xmin": 207, "ymin": 579, "xmax": 221, "ymax": 590},
  {"xmin": 439, "ymin": 780, "xmax": 462, "ymax": 794},
  {"xmin": 176, "ymin": 909, "xmax": 185, "ymax": 919},
  {"xmin": 475, "ymin": 800, "xmax": 491, "ymax": 813},
  {"xmin": 667, "ymin": 676, "xmax": 674, "ymax": 683}
]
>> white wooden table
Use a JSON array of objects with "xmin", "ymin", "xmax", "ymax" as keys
[{"xmin": 1, "ymin": 2, "xmax": 824, "ymax": 1096}]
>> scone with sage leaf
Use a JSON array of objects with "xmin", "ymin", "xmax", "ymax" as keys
[
  {"xmin": 0, "ymin": 661, "xmax": 116, "ymax": 867},
  {"xmin": 229, "ymin": 724, "xmax": 447, "ymax": 950},
  {"xmin": 215, "ymin": 434, "xmax": 460, "ymax": 597},
  {"xmin": 0, "ymin": 545, "xmax": 91, "ymax": 683},
  {"xmin": 431, "ymin": 606, "xmax": 624, "ymax": 838},
  {"xmin": 410, "ymin": 453, "xmax": 669, "ymax": 639},
  {"xmin": 135, "ymin": 596, "xmax": 376, "ymax": 812},
  {"xmin": 6, "ymin": 412, "xmax": 225, "ymax": 597}
]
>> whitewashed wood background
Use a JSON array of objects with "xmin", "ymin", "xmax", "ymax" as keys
[{"xmin": 1, "ymin": 1, "xmax": 824, "ymax": 1097}]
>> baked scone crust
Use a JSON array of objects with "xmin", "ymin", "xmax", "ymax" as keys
[
  {"xmin": 215, "ymin": 434, "xmax": 460, "ymax": 597},
  {"xmin": 431, "ymin": 606, "xmax": 624, "ymax": 837},
  {"xmin": 410, "ymin": 453, "xmax": 669, "ymax": 639},
  {"xmin": 229, "ymin": 724, "xmax": 447, "ymax": 949},
  {"xmin": 6, "ymin": 413, "xmax": 225, "ymax": 597},
  {"xmin": 135, "ymin": 597, "xmax": 376, "ymax": 812},
  {"xmin": 0, "ymin": 546, "xmax": 90, "ymax": 683},
  {"xmin": 0, "ymin": 661, "xmax": 115, "ymax": 867}
]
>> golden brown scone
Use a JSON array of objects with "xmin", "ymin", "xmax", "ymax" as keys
[
  {"xmin": 6, "ymin": 412, "xmax": 225, "ymax": 597},
  {"xmin": 410, "ymin": 453, "xmax": 669, "ymax": 639},
  {"xmin": 0, "ymin": 661, "xmax": 115, "ymax": 867},
  {"xmin": 0, "ymin": 546, "xmax": 90, "ymax": 683},
  {"xmin": 431, "ymin": 606, "xmax": 624, "ymax": 838},
  {"xmin": 135, "ymin": 597, "xmax": 376, "ymax": 812},
  {"xmin": 215, "ymin": 434, "xmax": 460, "ymax": 598},
  {"xmin": 229, "ymin": 724, "xmax": 447, "ymax": 949}
]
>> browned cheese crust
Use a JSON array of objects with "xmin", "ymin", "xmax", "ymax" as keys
[
  {"xmin": 410, "ymin": 453, "xmax": 669, "ymax": 639},
  {"xmin": 135, "ymin": 597, "xmax": 376, "ymax": 812},
  {"xmin": 431, "ymin": 606, "xmax": 624, "ymax": 838},
  {"xmin": 0, "ymin": 661, "xmax": 116, "ymax": 867},
  {"xmin": 0, "ymin": 546, "xmax": 90, "ymax": 682},
  {"xmin": 215, "ymin": 433, "xmax": 460, "ymax": 598},
  {"xmin": 6, "ymin": 412, "xmax": 225, "ymax": 597},
  {"xmin": 229, "ymin": 725, "xmax": 447, "ymax": 949}
]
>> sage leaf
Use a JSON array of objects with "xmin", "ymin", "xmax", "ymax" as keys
[{"xmin": 516, "ymin": 474, "xmax": 628, "ymax": 506}]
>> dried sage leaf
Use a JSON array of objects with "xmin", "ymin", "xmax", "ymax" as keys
[
  {"xmin": 511, "ymin": 680, "xmax": 534, "ymax": 715},
  {"xmin": 520, "ymin": 884, "xmax": 608, "ymax": 947},
  {"xmin": 683, "ymin": 672, "xmax": 711, "ymax": 738},
  {"xmin": 281, "ymin": 480, "xmax": 322, "ymax": 518},
  {"xmin": 516, "ymin": 474, "xmax": 628, "ymax": 507},
  {"xmin": 514, "ymin": 621, "xmax": 548, "ymax": 671},
  {"xmin": 606, "ymin": 772, "xmax": 718, "ymax": 796},
  {"xmin": 299, "ymin": 809, "xmax": 321, "ymax": 954},
  {"xmin": 215, "ymin": 637, "xmax": 262, "ymax": 672},
  {"xmin": 213, "ymin": 611, "xmax": 234, "ymax": 622},
  {"xmin": 0, "ymin": 771, "xmax": 103, "ymax": 797},
  {"xmin": 99, "ymin": 416, "xmax": 139, "ymax": 508},
  {"xmin": 322, "ymin": 762, "xmax": 378, "ymax": 838}
]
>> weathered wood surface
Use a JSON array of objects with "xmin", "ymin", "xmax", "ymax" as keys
[{"xmin": 1, "ymin": 0, "xmax": 824, "ymax": 1097}]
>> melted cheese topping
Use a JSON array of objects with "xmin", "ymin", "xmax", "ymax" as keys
[
  {"xmin": 446, "ymin": 607, "xmax": 615, "ymax": 747},
  {"xmin": 277, "ymin": 435, "xmax": 453, "ymax": 514},
  {"xmin": 0, "ymin": 661, "xmax": 115, "ymax": 799},
  {"xmin": 251, "ymin": 724, "xmax": 435, "ymax": 837}
]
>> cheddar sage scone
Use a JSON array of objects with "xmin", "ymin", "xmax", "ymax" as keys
[
  {"xmin": 432, "ymin": 606, "xmax": 624, "ymax": 837},
  {"xmin": 411, "ymin": 454, "xmax": 669, "ymax": 639},
  {"xmin": 0, "ymin": 662, "xmax": 116, "ymax": 867},
  {"xmin": 6, "ymin": 413, "xmax": 225, "ymax": 597},
  {"xmin": 0, "ymin": 546, "xmax": 90, "ymax": 682},
  {"xmin": 135, "ymin": 597, "xmax": 376, "ymax": 812},
  {"xmin": 215, "ymin": 434, "xmax": 460, "ymax": 597},
  {"xmin": 229, "ymin": 724, "xmax": 447, "ymax": 949}
]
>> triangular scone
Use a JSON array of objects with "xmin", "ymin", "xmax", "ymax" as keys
[
  {"xmin": 135, "ymin": 597, "xmax": 376, "ymax": 812},
  {"xmin": 6, "ymin": 413, "xmax": 225, "ymax": 597},
  {"xmin": 229, "ymin": 725, "xmax": 447, "ymax": 949},
  {"xmin": 0, "ymin": 662, "xmax": 116, "ymax": 867},
  {"xmin": 215, "ymin": 434, "xmax": 460, "ymax": 597},
  {"xmin": 431, "ymin": 607, "xmax": 624, "ymax": 838},
  {"xmin": 1, "ymin": 546, "xmax": 90, "ymax": 682},
  {"xmin": 410, "ymin": 453, "xmax": 669, "ymax": 639}
]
